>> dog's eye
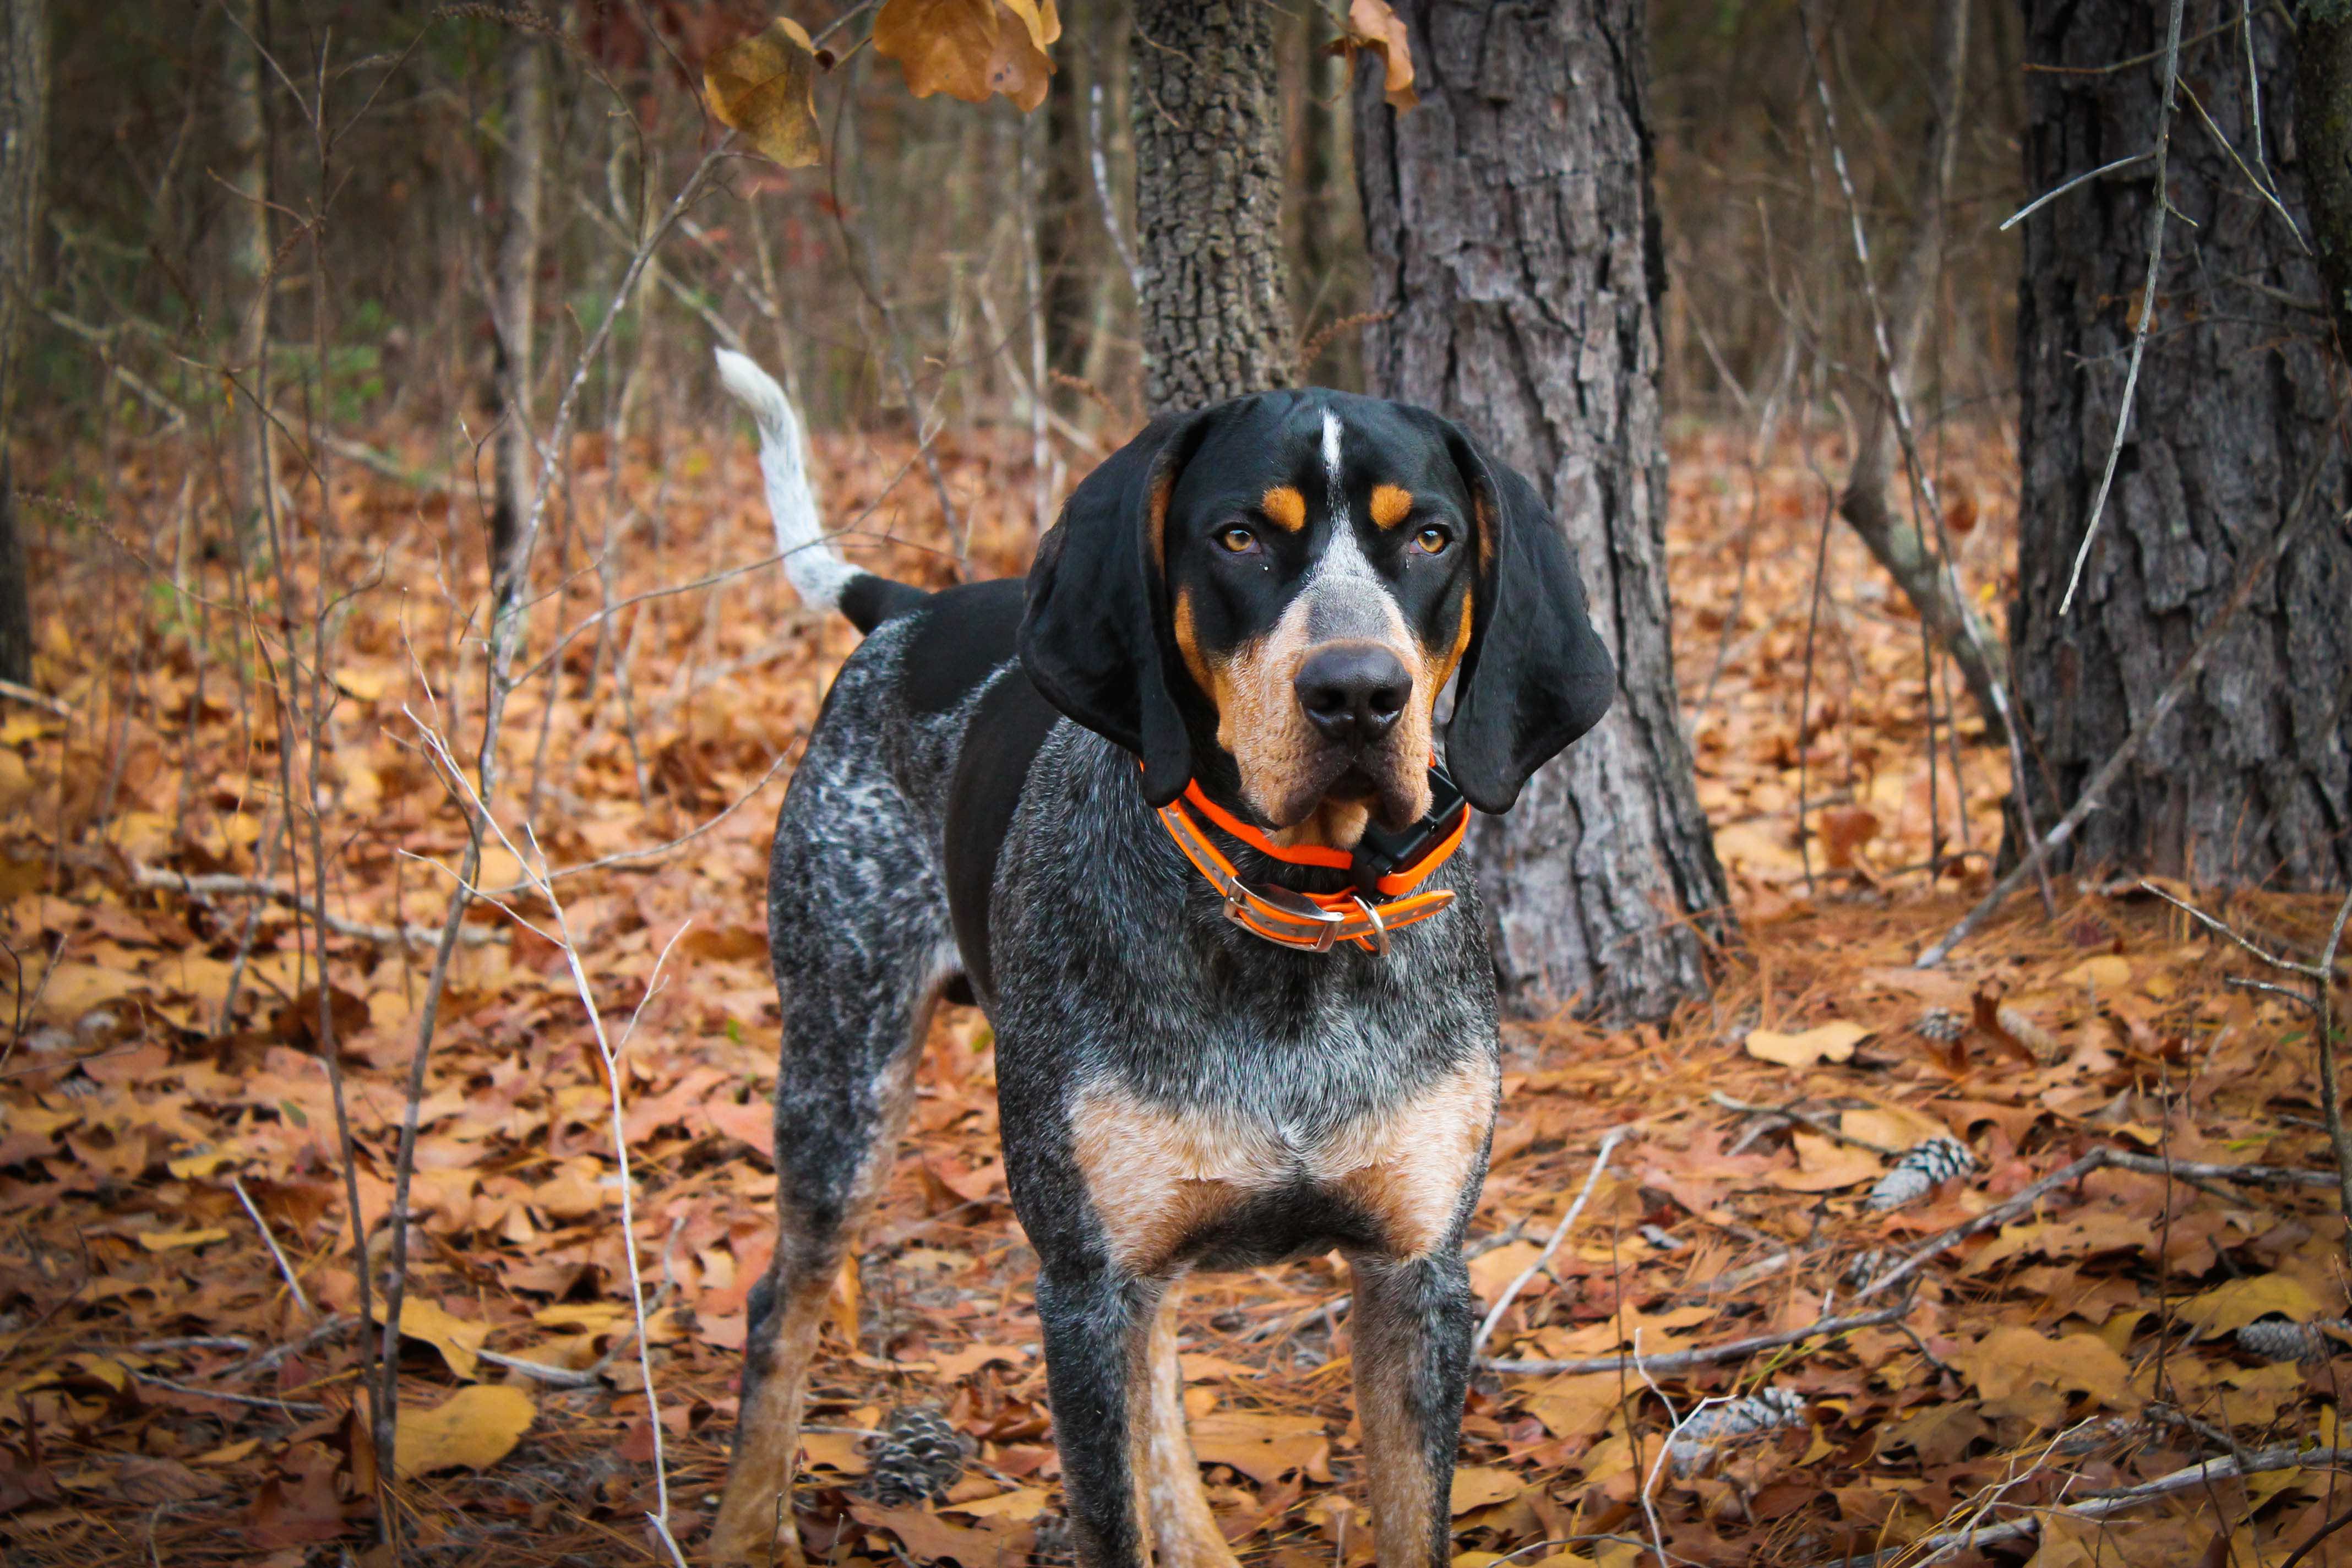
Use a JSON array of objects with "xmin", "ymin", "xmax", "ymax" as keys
[
  {"xmin": 1217, "ymin": 526, "xmax": 1258, "ymax": 554},
  {"xmin": 1413, "ymin": 525, "xmax": 1453, "ymax": 556}
]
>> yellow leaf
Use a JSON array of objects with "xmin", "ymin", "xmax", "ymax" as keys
[
  {"xmin": 1767, "ymin": 1131, "xmax": 1883, "ymax": 1193},
  {"xmin": 1839, "ymin": 1102, "xmax": 1951, "ymax": 1149},
  {"xmin": 874, "ymin": 0, "xmax": 1001, "ymax": 104},
  {"xmin": 0, "ymin": 749, "xmax": 34, "ymax": 815},
  {"xmin": 943, "ymin": 1484, "xmax": 1049, "ymax": 1520},
  {"xmin": 998, "ymin": 0, "xmax": 1059, "ymax": 50},
  {"xmin": 1189, "ymin": 1409, "xmax": 1331, "ymax": 1484},
  {"xmin": 1449, "ymin": 1465, "xmax": 1524, "ymax": 1515},
  {"xmin": 799, "ymin": 1429, "xmax": 870, "ymax": 1475},
  {"xmin": 1523, "ymin": 1372, "xmax": 1629, "ymax": 1441},
  {"xmin": 705, "ymin": 18, "xmax": 823, "ymax": 169},
  {"xmin": 1744, "ymin": 1020, "xmax": 1869, "ymax": 1067},
  {"xmin": 2176, "ymin": 1273, "xmax": 2324, "ymax": 1338},
  {"xmin": 1467, "ymin": 1240, "xmax": 1543, "ymax": 1302},
  {"xmin": 137, "ymin": 1227, "xmax": 230, "ymax": 1251},
  {"xmin": 934, "ymin": 1342, "xmax": 1026, "ymax": 1379},
  {"xmin": 393, "ymin": 1384, "xmax": 535, "ymax": 1478},
  {"xmin": 2060, "ymin": 955, "xmax": 2131, "ymax": 990},
  {"xmin": 374, "ymin": 1295, "xmax": 489, "ymax": 1380},
  {"xmin": 1336, "ymin": 0, "xmax": 1418, "ymax": 110},
  {"xmin": 1951, "ymin": 1326, "xmax": 2133, "ymax": 1408},
  {"xmin": 34, "ymin": 962, "xmax": 146, "ymax": 1020}
]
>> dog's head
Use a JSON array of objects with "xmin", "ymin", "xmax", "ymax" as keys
[{"xmin": 1021, "ymin": 390, "xmax": 1613, "ymax": 845}]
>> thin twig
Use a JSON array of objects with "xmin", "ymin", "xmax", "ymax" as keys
[
  {"xmin": 1480, "ymin": 1300, "xmax": 1911, "ymax": 1377},
  {"xmin": 0, "ymin": 677, "xmax": 74, "ymax": 717},
  {"xmin": 1471, "ymin": 1126, "xmax": 1637, "ymax": 1357},
  {"xmin": 231, "ymin": 1176, "xmax": 314, "ymax": 1320},
  {"xmin": 2000, "ymin": 151, "xmax": 2153, "ymax": 232},
  {"xmin": 128, "ymin": 861, "xmax": 500, "ymax": 948}
]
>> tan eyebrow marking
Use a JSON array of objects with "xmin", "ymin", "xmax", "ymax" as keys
[
  {"xmin": 1370, "ymin": 484, "xmax": 1414, "ymax": 529},
  {"xmin": 1259, "ymin": 486, "xmax": 1307, "ymax": 532}
]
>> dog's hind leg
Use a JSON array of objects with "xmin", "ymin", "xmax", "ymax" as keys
[
  {"xmin": 710, "ymin": 811, "xmax": 954, "ymax": 1566},
  {"xmin": 1130, "ymin": 1281, "xmax": 1240, "ymax": 1568}
]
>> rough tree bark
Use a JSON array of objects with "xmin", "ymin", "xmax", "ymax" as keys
[
  {"xmin": 1357, "ymin": 0, "xmax": 1732, "ymax": 1019},
  {"xmin": 1130, "ymin": 0, "xmax": 1294, "ymax": 412},
  {"xmin": 488, "ymin": 34, "xmax": 547, "ymax": 615},
  {"xmin": 2017, "ymin": 1, "xmax": 2351, "ymax": 888},
  {"xmin": 0, "ymin": 0, "xmax": 46, "ymax": 687}
]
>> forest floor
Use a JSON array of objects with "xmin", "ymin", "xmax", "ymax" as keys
[{"xmin": 1, "ymin": 411, "xmax": 2348, "ymax": 1567}]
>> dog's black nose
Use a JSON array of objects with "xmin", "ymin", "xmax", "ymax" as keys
[{"xmin": 1295, "ymin": 644, "xmax": 1409, "ymax": 747}]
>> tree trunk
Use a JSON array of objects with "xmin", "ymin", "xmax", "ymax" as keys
[
  {"xmin": 1130, "ymin": 0, "xmax": 1293, "ymax": 413},
  {"xmin": 1357, "ymin": 0, "xmax": 1731, "ymax": 1020},
  {"xmin": 2016, "ymin": 2, "xmax": 2351, "ymax": 889},
  {"xmin": 0, "ymin": 0, "xmax": 47, "ymax": 685},
  {"xmin": 488, "ymin": 35, "xmax": 547, "ymax": 614}
]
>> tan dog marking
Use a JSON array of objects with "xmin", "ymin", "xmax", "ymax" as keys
[
  {"xmin": 1369, "ymin": 484, "xmax": 1414, "ymax": 529},
  {"xmin": 1259, "ymin": 486, "xmax": 1308, "ymax": 532},
  {"xmin": 709, "ymin": 1275, "xmax": 829, "ymax": 1566},
  {"xmin": 1329, "ymin": 1058, "xmax": 1496, "ymax": 1258},
  {"xmin": 1128, "ymin": 1283, "xmax": 1242, "ymax": 1568},
  {"xmin": 1069, "ymin": 1059, "xmax": 1495, "ymax": 1274}
]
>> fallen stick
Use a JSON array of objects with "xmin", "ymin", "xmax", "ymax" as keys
[
  {"xmin": 1478, "ymin": 1300, "xmax": 1910, "ymax": 1378},
  {"xmin": 1811, "ymin": 1444, "xmax": 2352, "ymax": 1566},
  {"xmin": 1472, "ymin": 1125, "xmax": 1638, "ymax": 1357},
  {"xmin": 0, "ymin": 677, "xmax": 74, "ymax": 717},
  {"xmin": 1858, "ymin": 1145, "xmax": 2344, "ymax": 1302},
  {"xmin": 129, "ymin": 861, "xmax": 499, "ymax": 949}
]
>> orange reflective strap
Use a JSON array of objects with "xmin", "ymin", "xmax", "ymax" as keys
[{"xmin": 1151, "ymin": 784, "xmax": 1467, "ymax": 955}]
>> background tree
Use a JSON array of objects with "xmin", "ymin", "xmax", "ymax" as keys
[
  {"xmin": 2015, "ymin": 1, "xmax": 2351, "ymax": 889},
  {"xmin": 0, "ymin": 0, "xmax": 47, "ymax": 685},
  {"xmin": 1356, "ymin": 0, "xmax": 1732, "ymax": 1019},
  {"xmin": 1129, "ymin": 0, "xmax": 1293, "ymax": 411}
]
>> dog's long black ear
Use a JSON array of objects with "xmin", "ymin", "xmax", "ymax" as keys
[
  {"xmin": 1433, "ymin": 420, "xmax": 1616, "ymax": 814},
  {"xmin": 1020, "ymin": 407, "xmax": 1215, "ymax": 806}
]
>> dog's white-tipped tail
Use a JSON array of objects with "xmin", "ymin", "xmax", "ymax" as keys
[{"xmin": 715, "ymin": 346, "xmax": 861, "ymax": 613}]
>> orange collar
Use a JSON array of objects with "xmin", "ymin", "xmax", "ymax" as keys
[{"xmin": 1154, "ymin": 776, "xmax": 1470, "ymax": 955}]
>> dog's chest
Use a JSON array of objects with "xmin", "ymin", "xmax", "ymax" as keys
[{"xmin": 1066, "ymin": 1056, "xmax": 1496, "ymax": 1272}]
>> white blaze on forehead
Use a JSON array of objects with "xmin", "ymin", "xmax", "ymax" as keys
[{"xmin": 1295, "ymin": 412, "xmax": 1408, "ymax": 646}]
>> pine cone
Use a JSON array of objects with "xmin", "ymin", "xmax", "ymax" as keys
[
  {"xmin": 1867, "ymin": 1136, "xmax": 1978, "ymax": 1212},
  {"xmin": 866, "ymin": 1404, "xmax": 967, "ymax": 1506},
  {"xmin": 2236, "ymin": 1316, "xmax": 2348, "ymax": 1365},
  {"xmin": 1914, "ymin": 1008, "xmax": 1965, "ymax": 1044},
  {"xmin": 1667, "ymin": 1386, "xmax": 1805, "ymax": 1474}
]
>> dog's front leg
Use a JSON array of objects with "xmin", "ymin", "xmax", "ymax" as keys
[
  {"xmin": 1037, "ymin": 1259, "xmax": 1162, "ymax": 1568},
  {"xmin": 1347, "ymin": 1249, "xmax": 1477, "ymax": 1568}
]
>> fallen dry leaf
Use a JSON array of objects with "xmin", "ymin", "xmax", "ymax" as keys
[
  {"xmin": 392, "ymin": 1384, "xmax": 535, "ymax": 1478},
  {"xmin": 1745, "ymin": 1020, "xmax": 1870, "ymax": 1066}
]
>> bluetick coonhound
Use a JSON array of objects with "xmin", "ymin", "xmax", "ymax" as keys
[{"xmin": 706, "ymin": 349, "xmax": 1614, "ymax": 1568}]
